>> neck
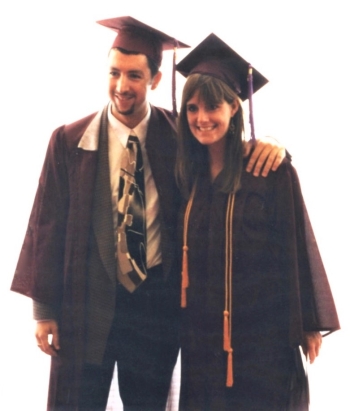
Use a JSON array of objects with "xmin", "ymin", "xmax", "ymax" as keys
[
  {"xmin": 208, "ymin": 141, "xmax": 225, "ymax": 181},
  {"xmin": 111, "ymin": 103, "xmax": 149, "ymax": 129}
]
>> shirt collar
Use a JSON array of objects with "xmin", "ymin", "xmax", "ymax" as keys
[{"xmin": 108, "ymin": 102, "xmax": 151, "ymax": 148}]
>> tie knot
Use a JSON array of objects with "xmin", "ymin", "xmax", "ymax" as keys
[{"xmin": 127, "ymin": 135, "xmax": 140, "ymax": 146}]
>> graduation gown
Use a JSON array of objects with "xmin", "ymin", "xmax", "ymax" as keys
[
  {"xmin": 179, "ymin": 160, "xmax": 340, "ymax": 411},
  {"xmin": 11, "ymin": 105, "xmax": 181, "ymax": 410}
]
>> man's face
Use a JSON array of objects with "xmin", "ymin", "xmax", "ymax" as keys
[{"xmin": 108, "ymin": 49, "xmax": 162, "ymax": 128}]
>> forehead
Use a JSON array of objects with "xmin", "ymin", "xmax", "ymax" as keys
[
  {"xmin": 187, "ymin": 90, "xmax": 202, "ymax": 102},
  {"xmin": 187, "ymin": 89, "xmax": 222, "ymax": 105},
  {"xmin": 108, "ymin": 48, "xmax": 150, "ymax": 73}
]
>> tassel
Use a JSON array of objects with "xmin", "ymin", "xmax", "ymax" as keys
[
  {"xmin": 182, "ymin": 245, "xmax": 189, "ymax": 287},
  {"xmin": 247, "ymin": 64, "xmax": 256, "ymax": 143},
  {"xmin": 181, "ymin": 245, "xmax": 189, "ymax": 308},
  {"xmin": 226, "ymin": 349, "xmax": 234, "ymax": 387},
  {"xmin": 223, "ymin": 310, "xmax": 230, "ymax": 351},
  {"xmin": 172, "ymin": 44, "xmax": 178, "ymax": 117},
  {"xmin": 223, "ymin": 193, "xmax": 235, "ymax": 387},
  {"xmin": 181, "ymin": 287, "xmax": 187, "ymax": 308},
  {"xmin": 181, "ymin": 181, "xmax": 196, "ymax": 308}
]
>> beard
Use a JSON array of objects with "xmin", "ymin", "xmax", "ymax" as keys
[
  {"xmin": 110, "ymin": 95, "xmax": 148, "ymax": 126},
  {"xmin": 112, "ymin": 94, "xmax": 136, "ymax": 116},
  {"xmin": 115, "ymin": 104, "xmax": 135, "ymax": 116}
]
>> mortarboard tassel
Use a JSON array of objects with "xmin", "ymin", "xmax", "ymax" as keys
[
  {"xmin": 247, "ymin": 64, "xmax": 256, "ymax": 143},
  {"xmin": 172, "ymin": 41, "xmax": 179, "ymax": 117}
]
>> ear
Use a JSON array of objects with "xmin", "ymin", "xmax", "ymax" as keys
[
  {"xmin": 230, "ymin": 99, "xmax": 240, "ymax": 117},
  {"xmin": 150, "ymin": 71, "xmax": 162, "ymax": 90}
]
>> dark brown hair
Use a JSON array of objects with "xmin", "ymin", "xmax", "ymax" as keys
[
  {"xmin": 175, "ymin": 73, "xmax": 244, "ymax": 198},
  {"xmin": 112, "ymin": 47, "xmax": 159, "ymax": 78}
]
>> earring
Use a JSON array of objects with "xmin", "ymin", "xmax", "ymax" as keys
[{"xmin": 229, "ymin": 117, "xmax": 235, "ymax": 135}]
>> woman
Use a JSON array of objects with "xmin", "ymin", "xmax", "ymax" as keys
[{"xmin": 175, "ymin": 34, "xmax": 340, "ymax": 411}]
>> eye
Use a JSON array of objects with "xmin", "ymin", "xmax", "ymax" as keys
[
  {"xmin": 109, "ymin": 70, "xmax": 119, "ymax": 78},
  {"xmin": 207, "ymin": 103, "xmax": 219, "ymax": 111},
  {"xmin": 129, "ymin": 72, "xmax": 143, "ymax": 80},
  {"xmin": 186, "ymin": 104, "xmax": 197, "ymax": 113}
]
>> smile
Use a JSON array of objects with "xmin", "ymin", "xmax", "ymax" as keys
[
  {"xmin": 115, "ymin": 93, "xmax": 135, "ymax": 101},
  {"xmin": 196, "ymin": 125, "xmax": 216, "ymax": 131}
]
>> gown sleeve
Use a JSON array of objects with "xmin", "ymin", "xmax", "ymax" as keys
[
  {"xmin": 291, "ymin": 164, "xmax": 340, "ymax": 334},
  {"xmin": 11, "ymin": 126, "xmax": 70, "ymax": 308},
  {"xmin": 275, "ymin": 162, "xmax": 340, "ymax": 346}
]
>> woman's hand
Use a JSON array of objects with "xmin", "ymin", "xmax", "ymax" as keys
[{"xmin": 302, "ymin": 331, "xmax": 322, "ymax": 364}]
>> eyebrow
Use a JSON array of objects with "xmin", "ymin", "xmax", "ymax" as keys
[
  {"xmin": 109, "ymin": 66, "xmax": 144, "ymax": 75},
  {"xmin": 128, "ymin": 70, "xmax": 144, "ymax": 76}
]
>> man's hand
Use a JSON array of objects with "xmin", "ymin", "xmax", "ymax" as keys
[
  {"xmin": 35, "ymin": 320, "xmax": 60, "ymax": 357},
  {"xmin": 302, "ymin": 331, "xmax": 322, "ymax": 364},
  {"xmin": 244, "ymin": 137, "xmax": 286, "ymax": 177}
]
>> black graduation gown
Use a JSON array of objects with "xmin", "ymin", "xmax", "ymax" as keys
[{"xmin": 179, "ymin": 161, "xmax": 339, "ymax": 411}]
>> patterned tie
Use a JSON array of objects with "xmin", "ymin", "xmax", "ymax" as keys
[{"xmin": 116, "ymin": 135, "xmax": 148, "ymax": 292}]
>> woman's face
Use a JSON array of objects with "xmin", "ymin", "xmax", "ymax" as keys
[{"xmin": 186, "ymin": 90, "xmax": 239, "ymax": 148}]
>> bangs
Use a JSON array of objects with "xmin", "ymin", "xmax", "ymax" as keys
[
  {"xmin": 196, "ymin": 78, "xmax": 227, "ymax": 106},
  {"xmin": 182, "ymin": 74, "xmax": 236, "ymax": 108}
]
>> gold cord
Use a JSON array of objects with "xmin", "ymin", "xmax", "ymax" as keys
[
  {"xmin": 224, "ymin": 193, "xmax": 235, "ymax": 386},
  {"xmin": 181, "ymin": 182, "xmax": 235, "ymax": 387},
  {"xmin": 181, "ymin": 180, "xmax": 197, "ymax": 308}
]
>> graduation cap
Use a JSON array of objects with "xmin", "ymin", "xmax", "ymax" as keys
[
  {"xmin": 176, "ymin": 33, "xmax": 268, "ymax": 140},
  {"xmin": 97, "ymin": 16, "xmax": 190, "ymax": 115}
]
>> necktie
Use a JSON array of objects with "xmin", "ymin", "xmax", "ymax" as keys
[{"xmin": 116, "ymin": 135, "xmax": 148, "ymax": 292}]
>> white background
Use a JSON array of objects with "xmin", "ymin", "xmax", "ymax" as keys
[{"xmin": 0, "ymin": 1, "xmax": 349, "ymax": 410}]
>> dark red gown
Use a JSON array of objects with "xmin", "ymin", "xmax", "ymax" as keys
[{"xmin": 179, "ymin": 160, "xmax": 339, "ymax": 411}]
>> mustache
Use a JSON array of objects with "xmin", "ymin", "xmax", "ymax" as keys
[{"xmin": 115, "ymin": 91, "xmax": 136, "ymax": 98}]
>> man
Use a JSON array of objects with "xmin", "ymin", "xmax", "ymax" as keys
[{"xmin": 11, "ymin": 16, "xmax": 285, "ymax": 411}]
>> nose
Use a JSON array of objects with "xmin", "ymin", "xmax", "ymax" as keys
[
  {"xmin": 197, "ymin": 108, "xmax": 210, "ymax": 124},
  {"xmin": 115, "ymin": 74, "xmax": 129, "ymax": 94}
]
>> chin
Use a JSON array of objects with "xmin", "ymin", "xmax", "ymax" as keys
[
  {"xmin": 113, "ymin": 103, "xmax": 135, "ymax": 116},
  {"xmin": 117, "ymin": 108, "xmax": 134, "ymax": 116}
]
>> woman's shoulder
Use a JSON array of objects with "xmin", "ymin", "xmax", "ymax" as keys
[
  {"xmin": 240, "ymin": 158, "xmax": 299, "ymax": 195},
  {"xmin": 273, "ymin": 158, "xmax": 300, "ymax": 186}
]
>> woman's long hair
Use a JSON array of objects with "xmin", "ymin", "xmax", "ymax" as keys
[{"xmin": 175, "ymin": 74, "xmax": 245, "ymax": 199}]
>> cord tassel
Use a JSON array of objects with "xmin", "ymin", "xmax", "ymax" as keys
[
  {"xmin": 226, "ymin": 349, "xmax": 234, "ymax": 387},
  {"xmin": 182, "ymin": 246, "xmax": 189, "ymax": 287},
  {"xmin": 223, "ymin": 310, "xmax": 230, "ymax": 351},
  {"xmin": 181, "ymin": 288, "xmax": 187, "ymax": 308},
  {"xmin": 181, "ymin": 180, "xmax": 197, "ymax": 309},
  {"xmin": 181, "ymin": 246, "xmax": 189, "ymax": 307}
]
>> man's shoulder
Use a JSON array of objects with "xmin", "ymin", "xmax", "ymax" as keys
[
  {"xmin": 65, "ymin": 111, "xmax": 98, "ymax": 130},
  {"xmin": 50, "ymin": 111, "xmax": 99, "ymax": 150},
  {"xmin": 61, "ymin": 112, "xmax": 99, "ymax": 138}
]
